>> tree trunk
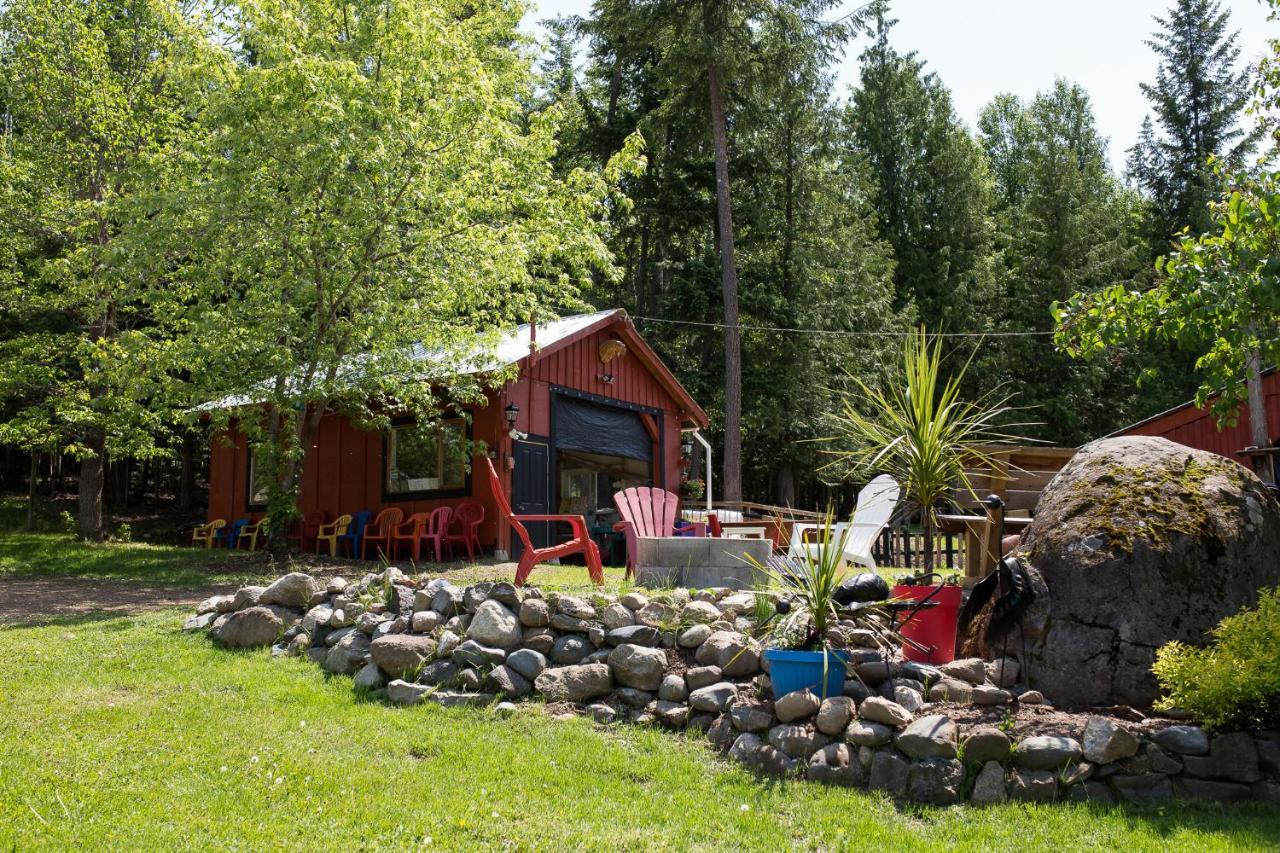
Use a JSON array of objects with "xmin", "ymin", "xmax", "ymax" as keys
[
  {"xmin": 775, "ymin": 463, "xmax": 795, "ymax": 508},
  {"xmin": 178, "ymin": 429, "xmax": 195, "ymax": 513},
  {"xmin": 78, "ymin": 427, "xmax": 106, "ymax": 541},
  {"xmin": 707, "ymin": 61, "xmax": 743, "ymax": 503},
  {"xmin": 1247, "ymin": 348, "xmax": 1273, "ymax": 484},
  {"xmin": 26, "ymin": 453, "xmax": 37, "ymax": 531}
]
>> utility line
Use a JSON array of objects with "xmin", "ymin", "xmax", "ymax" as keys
[{"xmin": 631, "ymin": 315, "xmax": 1059, "ymax": 339}]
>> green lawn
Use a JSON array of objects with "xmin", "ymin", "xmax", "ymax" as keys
[
  {"xmin": 1, "ymin": 532, "xmax": 1278, "ymax": 851},
  {"xmin": 0, "ymin": 506, "xmax": 1274, "ymax": 851},
  {"xmin": 2, "ymin": 610, "xmax": 1278, "ymax": 851}
]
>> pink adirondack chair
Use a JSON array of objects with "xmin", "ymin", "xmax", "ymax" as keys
[{"xmin": 613, "ymin": 486, "xmax": 694, "ymax": 579}]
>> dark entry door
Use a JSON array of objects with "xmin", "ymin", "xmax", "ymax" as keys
[{"xmin": 511, "ymin": 439, "xmax": 551, "ymax": 554}]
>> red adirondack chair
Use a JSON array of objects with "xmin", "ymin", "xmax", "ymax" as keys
[
  {"xmin": 484, "ymin": 457, "xmax": 603, "ymax": 586},
  {"xmin": 613, "ymin": 486, "xmax": 681, "ymax": 578},
  {"xmin": 444, "ymin": 501, "xmax": 485, "ymax": 562}
]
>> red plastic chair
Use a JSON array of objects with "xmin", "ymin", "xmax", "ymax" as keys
[
  {"xmin": 485, "ymin": 457, "xmax": 603, "ymax": 586},
  {"xmin": 613, "ymin": 486, "xmax": 680, "ymax": 579},
  {"xmin": 708, "ymin": 513, "xmax": 723, "ymax": 538},
  {"xmin": 444, "ymin": 501, "xmax": 485, "ymax": 561},
  {"xmin": 286, "ymin": 511, "xmax": 326, "ymax": 552},
  {"xmin": 419, "ymin": 506, "xmax": 453, "ymax": 562},
  {"xmin": 361, "ymin": 507, "xmax": 404, "ymax": 560}
]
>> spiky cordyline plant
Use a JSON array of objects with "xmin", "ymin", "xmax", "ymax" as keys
[
  {"xmin": 748, "ymin": 514, "xmax": 902, "ymax": 655},
  {"xmin": 825, "ymin": 327, "xmax": 1033, "ymax": 572}
]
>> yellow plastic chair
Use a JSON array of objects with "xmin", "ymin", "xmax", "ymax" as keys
[
  {"xmin": 192, "ymin": 519, "xmax": 226, "ymax": 549},
  {"xmin": 315, "ymin": 514, "xmax": 352, "ymax": 557},
  {"xmin": 238, "ymin": 518, "xmax": 267, "ymax": 551}
]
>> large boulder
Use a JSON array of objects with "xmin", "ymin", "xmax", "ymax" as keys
[{"xmin": 1014, "ymin": 436, "xmax": 1280, "ymax": 706}]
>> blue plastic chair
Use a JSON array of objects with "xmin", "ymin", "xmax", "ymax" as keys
[
  {"xmin": 216, "ymin": 518, "xmax": 249, "ymax": 549},
  {"xmin": 338, "ymin": 510, "xmax": 372, "ymax": 558}
]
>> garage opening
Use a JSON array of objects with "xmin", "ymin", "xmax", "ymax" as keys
[{"xmin": 553, "ymin": 395, "xmax": 657, "ymax": 564}]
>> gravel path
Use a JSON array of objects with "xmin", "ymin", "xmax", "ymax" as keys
[{"xmin": 0, "ymin": 576, "xmax": 239, "ymax": 625}]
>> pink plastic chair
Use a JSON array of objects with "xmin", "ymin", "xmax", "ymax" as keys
[
  {"xmin": 418, "ymin": 506, "xmax": 453, "ymax": 562},
  {"xmin": 444, "ymin": 502, "xmax": 485, "ymax": 561}
]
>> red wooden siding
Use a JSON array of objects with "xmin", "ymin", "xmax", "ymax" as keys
[
  {"xmin": 204, "ymin": 314, "xmax": 702, "ymax": 556},
  {"xmin": 1119, "ymin": 370, "xmax": 1280, "ymax": 461}
]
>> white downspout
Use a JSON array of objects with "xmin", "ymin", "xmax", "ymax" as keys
[{"xmin": 690, "ymin": 429, "xmax": 713, "ymax": 512}]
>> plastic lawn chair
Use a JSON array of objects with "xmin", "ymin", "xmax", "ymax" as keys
[
  {"xmin": 192, "ymin": 519, "xmax": 225, "ymax": 549},
  {"xmin": 444, "ymin": 502, "xmax": 485, "ymax": 562},
  {"xmin": 613, "ymin": 486, "xmax": 700, "ymax": 579},
  {"xmin": 315, "ymin": 514, "xmax": 353, "ymax": 557},
  {"xmin": 485, "ymin": 457, "xmax": 602, "ymax": 587},
  {"xmin": 361, "ymin": 508, "xmax": 404, "ymax": 560},
  {"xmin": 336, "ymin": 510, "xmax": 372, "ymax": 558},
  {"xmin": 391, "ymin": 512, "xmax": 430, "ymax": 562},
  {"xmin": 237, "ymin": 518, "xmax": 267, "ymax": 551},
  {"xmin": 786, "ymin": 475, "xmax": 900, "ymax": 570},
  {"xmin": 215, "ymin": 519, "xmax": 248, "ymax": 549},
  {"xmin": 418, "ymin": 506, "xmax": 453, "ymax": 562},
  {"xmin": 286, "ymin": 512, "xmax": 326, "ymax": 553}
]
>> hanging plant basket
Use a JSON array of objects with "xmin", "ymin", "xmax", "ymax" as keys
[{"xmin": 680, "ymin": 478, "xmax": 705, "ymax": 500}]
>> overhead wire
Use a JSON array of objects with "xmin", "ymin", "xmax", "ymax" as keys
[{"xmin": 630, "ymin": 315, "xmax": 1060, "ymax": 339}]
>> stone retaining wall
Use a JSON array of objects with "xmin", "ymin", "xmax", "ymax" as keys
[{"xmin": 185, "ymin": 569, "xmax": 1280, "ymax": 807}]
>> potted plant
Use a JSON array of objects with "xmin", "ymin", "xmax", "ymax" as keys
[
  {"xmin": 679, "ymin": 477, "xmax": 705, "ymax": 501},
  {"xmin": 750, "ymin": 515, "xmax": 900, "ymax": 699}
]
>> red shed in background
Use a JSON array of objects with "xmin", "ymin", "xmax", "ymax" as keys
[
  {"xmin": 1114, "ymin": 367, "xmax": 1280, "ymax": 482},
  {"xmin": 206, "ymin": 310, "xmax": 710, "ymax": 558}
]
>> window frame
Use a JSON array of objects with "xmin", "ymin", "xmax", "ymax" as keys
[{"xmin": 381, "ymin": 413, "xmax": 473, "ymax": 502}]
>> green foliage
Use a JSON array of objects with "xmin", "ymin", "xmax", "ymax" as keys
[
  {"xmin": 1127, "ymin": 0, "xmax": 1260, "ymax": 246},
  {"xmin": 977, "ymin": 81, "xmax": 1185, "ymax": 445},
  {"xmin": 748, "ymin": 513, "xmax": 900, "ymax": 659},
  {"xmin": 843, "ymin": 7, "xmax": 996, "ymax": 336},
  {"xmin": 1153, "ymin": 588, "xmax": 1280, "ymax": 729},
  {"xmin": 0, "ymin": 0, "xmax": 227, "ymax": 538},
  {"xmin": 1056, "ymin": 166, "xmax": 1280, "ymax": 424},
  {"xmin": 567, "ymin": 0, "xmax": 903, "ymax": 505},
  {"xmin": 156, "ymin": 0, "xmax": 642, "ymax": 535},
  {"xmin": 825, "ymin": 328, "xmax": 1029, "ymax": 571}
]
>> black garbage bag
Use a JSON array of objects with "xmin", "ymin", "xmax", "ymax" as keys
[{"xmin": 834, "ymin": 572, "xmax": 890, "ymax": 605}]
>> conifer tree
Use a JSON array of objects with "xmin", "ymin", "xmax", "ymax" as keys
[{"xmin": 1127, "ymin": 0, "xmax": 1260, "ymax": 245}]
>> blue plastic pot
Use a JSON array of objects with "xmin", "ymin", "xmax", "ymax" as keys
[{"xmin": 764, "ymin": 648, "xmax": 849, "ymax": 699}]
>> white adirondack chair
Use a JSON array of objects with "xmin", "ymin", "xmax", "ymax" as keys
[{"xmin": 787, "ymin": 474, "xmax": 900, "ymax": 570}]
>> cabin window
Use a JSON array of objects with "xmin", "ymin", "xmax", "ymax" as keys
[
  {"xmin": 247, "ymin": 448, "xmax": 270, "ymax": 508},
  {"xmin": 385, "ymin": 418, "xmax": 468, "ymax": 497}
]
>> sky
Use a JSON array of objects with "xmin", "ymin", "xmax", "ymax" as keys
[{"xmin": 522, "ymin": 0, "xmax": 1277, "ymax": 171}]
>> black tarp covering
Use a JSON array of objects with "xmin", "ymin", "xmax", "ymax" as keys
[{"xmin": 553, "ymin": 396, "xmax": 652, "ymax": 461}]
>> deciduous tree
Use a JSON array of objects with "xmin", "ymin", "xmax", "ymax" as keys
[{"xmin": 162, "ymin": 0, "xmax": 640, "ymax": 539}]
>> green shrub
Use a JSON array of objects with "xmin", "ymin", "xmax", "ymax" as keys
[{"xmin": 1153, "ymin": 587, "xmax": 1280, "ymax": 729}]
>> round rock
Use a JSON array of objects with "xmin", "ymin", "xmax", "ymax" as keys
[{"xmin": 466, "ymin": 600, "xmax": 522, "ymax": 648}]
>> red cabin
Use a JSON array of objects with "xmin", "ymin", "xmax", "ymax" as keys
[
  {"xmin": 206, "ymin": 310, "xmax": 711, "ymax": 559},
  {"xmin": 1115, "ymin": 367, "xmax": 1280, "ymax": 481}
]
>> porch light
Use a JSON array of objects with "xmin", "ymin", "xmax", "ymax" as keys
[
  {"xmin": 680, "ymin": 438, "xmax": 693, "ymax": 458},
  {"xmin": 504, "ymin": 403, "xmax": 519, "ymax": 428}
]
